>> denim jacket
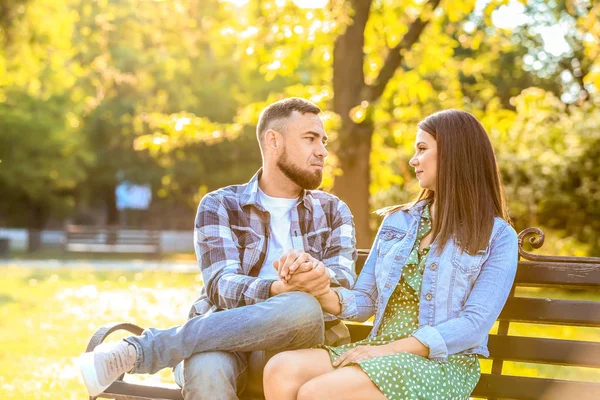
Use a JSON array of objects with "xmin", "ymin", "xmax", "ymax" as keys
[{"xmin": 335, "ymin": 200, "xmax": 518, "ymax": 360}]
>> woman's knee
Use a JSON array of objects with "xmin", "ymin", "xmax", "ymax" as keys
[
  {"xmin": 263, "ymin": 351, "xmax": 297, "ymax": 383},
  {"xmin": 297, "ymin": 378, "xmax": 326, "ymax": 400}
]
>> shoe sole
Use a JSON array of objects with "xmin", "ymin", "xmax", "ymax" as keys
[{"xmin": 77, "ymin": 351, "xmax": 109, "ymax": 397}]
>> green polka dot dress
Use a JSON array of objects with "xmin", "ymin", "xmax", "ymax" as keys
[{"xmin": 323, "ymin": 205, "xmax": 481, "ymax": 399}]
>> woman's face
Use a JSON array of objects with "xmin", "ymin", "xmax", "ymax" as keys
[{"xmin": 409, "ymin": 129, "xmax": 438, "ymax": 191}]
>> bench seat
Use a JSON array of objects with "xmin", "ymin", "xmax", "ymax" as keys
[{"xmin": 83, "ymin": 228, "xmax": 600, "ymax": 400}]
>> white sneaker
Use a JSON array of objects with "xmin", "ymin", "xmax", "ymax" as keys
[{"xmin": 77, "ymin": 341, "xmax": 137, "ymax": 396}]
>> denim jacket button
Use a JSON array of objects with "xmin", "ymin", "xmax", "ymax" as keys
[
  {"xmin": 430, "ymin": 263, "xmax": 437, "ymax": 270},
  {"xmin": 385, "ymin": 231, "xmax": 394, "ymax": 239},
  {"xmin": 425, "ymin": 293, "xmax": 433, "ymax": 301}
]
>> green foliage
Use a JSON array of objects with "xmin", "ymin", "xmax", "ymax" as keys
[
  {"xmin": 0, "ymin": 0, "xmax": 598, "ymax": 253},
  {"xmin": 0, "ymin": 91, "xmax": 91, "ymax": 226}
]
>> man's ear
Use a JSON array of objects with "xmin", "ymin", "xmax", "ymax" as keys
[{"xmin": 265, "ymin": 129, "xmax": 280, "ymax": 152}]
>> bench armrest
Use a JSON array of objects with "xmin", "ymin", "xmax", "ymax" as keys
[{"xmin": 85, "ymin": 322, "xmax": 145, "ymax": 353}]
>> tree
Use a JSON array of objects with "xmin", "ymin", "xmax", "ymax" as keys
[
  {"xmin": 0, "ymin": 92, "xmax": 91, "ymax": 251},
  {"xmin": 0, "ymin": 0, "xmax": 91, "ymax": 250}
]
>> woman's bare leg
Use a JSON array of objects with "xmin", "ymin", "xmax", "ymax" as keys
[
  {"xmin": 263, "ymin": 348, "xmax": 333, "ymax": 400},
  {"xmin": 297, "ymin": 365, "xmax": 387, "ymax": 400}
]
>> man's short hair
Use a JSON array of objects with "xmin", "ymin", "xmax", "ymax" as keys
[{"xmin": 256, "ymin": 97, "xmax": 321, "ymax": 149}]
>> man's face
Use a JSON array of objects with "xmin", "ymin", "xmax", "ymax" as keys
[{"xmin": 276, "ymin": 111, "xmax": 328, "ymax": 190}]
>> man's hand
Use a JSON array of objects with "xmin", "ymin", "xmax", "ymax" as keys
[
  {"xmin": 270, "ymin": 259, "xmax": 330, "ymax": 297},
  {"xmin": 286, "ymin": 261, "xmax": 330, "ymax": 297},
  {"xmin": 273, "ymin": 249, "xmax": 318, "ymax": 282}
]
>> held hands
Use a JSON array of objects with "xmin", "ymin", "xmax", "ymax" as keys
[
  {"xmin": 272, "ymin": 249, "xmax": 330, "ymax": 297},
  {"xmin": 273, "ymin": 249, "xmax": 317, "ymax": 282}
]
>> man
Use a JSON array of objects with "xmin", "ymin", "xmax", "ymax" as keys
[{"xmin": 78, "ymin": 98, "xmax": 357, "ymax": 400}]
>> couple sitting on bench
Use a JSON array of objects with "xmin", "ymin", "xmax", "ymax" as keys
[{"xmin": 78, "ymin": 97, "xmax": 518, "ymax": 400}]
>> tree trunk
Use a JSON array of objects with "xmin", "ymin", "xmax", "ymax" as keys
[
  {"xmin": 330, "ymin": 0, "xmax": 440, "ymax": 247},
  {"xmin": 334, "ymin": 122, "xmax": 374, "ymax": 248},
  {"xmin": 104, "ymin": 183, "xmax": 119, "ymax": 244},
  {"xmin": 331, "ymin": 0, "xmax": 373, "ymax": 248},
  {"xmin": 27, "ymin": 202, "xmax": 48, "ymax": 253},
  {"xmin": 105, "ymin": 183, "xmax": 119, "ymax": 226}
]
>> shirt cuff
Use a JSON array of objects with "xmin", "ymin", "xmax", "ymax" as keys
[
  {"xmin": 257, "ymin": 278, "xmax": 277, "ymax": 301},
  {"xmin": 332, "ymin": 287, "xmax": 357, "ymax": 320},
  {"xmin": 326, "ymin": 267, "xmax": 342, "ymax": 287},
  {"xmin": 411, "ymin": 325, "xmax": 448, "ymax": 360}
]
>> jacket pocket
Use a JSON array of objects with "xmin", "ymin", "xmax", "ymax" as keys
[
  {"xmin": 377, "ymin": 227, "xmax": 407, "ymax": 257},
  {"xmin": 452, "ymin": 246, "xmax": 486, "ymax": 276}
]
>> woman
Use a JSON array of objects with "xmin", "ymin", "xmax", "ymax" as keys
[{"xmin": 262, "ymin": 110, "xmax": 519, "ymax": 400}]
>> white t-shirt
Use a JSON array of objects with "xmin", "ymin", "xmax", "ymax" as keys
[{"xmin": 256, "ymin": 188, "xmax": 299, "ymax": 280}]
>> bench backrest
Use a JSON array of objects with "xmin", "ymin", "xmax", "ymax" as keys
[
  {"xmin": 65, "ymin": 225, "xmax": 161, "ymax": 245},
  {"xmin": 349, "ymin": 227, "xmax": 600, "ymax": 400}
]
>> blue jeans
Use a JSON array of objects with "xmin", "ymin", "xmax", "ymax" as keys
[
  {"xmin": 125, "ymin": 292, "xmax": 324, "ymax": 399},
  {"xmin": 173, "ymin": 350, "xmax": 270, "ymax": 400}
]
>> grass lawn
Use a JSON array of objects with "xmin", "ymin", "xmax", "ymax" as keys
[
  {"xmin": 0, "ymin": 265, "xmax": 598, "ymax": 399},
  {"xmin": 0, "ymin": 266, "xmax": 201, "ymax": 399}
]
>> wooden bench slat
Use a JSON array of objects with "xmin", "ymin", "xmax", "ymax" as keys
[
  {"xmin": 102, "ymin": 381, "xmax": 183, "ymax": 400},
  {"xmin": 499, "ymin": 297, "xmax": 600, "ymax": 327},
  {"xmin": 347, "ymin": 325, "xmax": 600, "ymax": 367},
  {"xmin": 66, "ymin": 244, "xmax": 160, "ymax": 253},
  {"xmin": 64, "ymin": 226, "xmax": 161, "ymax": 256},
  {"xmin": 472, "ymin": 374, "xmax": 600, "ymax": 400},
  {"xmin": 487, "ymin": 335, "xmax": 600, "ymax": 367},
  {"xmin": 66, "ymin": 236, "xmax": 159, "ymax": 241},
  {"xmin": 515, "ymin": 261, "xmax": 600, "ymax": 288}
]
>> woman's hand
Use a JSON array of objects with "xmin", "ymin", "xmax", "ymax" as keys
[
  {"xmin": 332, "ymin": 345, "xmax": 394, "ymax": 368},
  {"xmin": 332, "ymin": 337, "xmax": 430, "ymax": 368}
]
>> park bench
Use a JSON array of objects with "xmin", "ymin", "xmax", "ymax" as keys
[
  {"xmin": 83, "ymin": 227, "xmax": 600, "ymax": 400},
  {"xmin": 64, "ymin": 225, "xmax": 162, "ymax": 259}
]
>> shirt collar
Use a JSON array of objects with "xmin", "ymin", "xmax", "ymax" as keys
[{"xmin": 240, "ymin": 168, "xmax": 314, "ymax": 213}]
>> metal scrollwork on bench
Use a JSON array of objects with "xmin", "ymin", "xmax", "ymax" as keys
[{"xmin": 518, "ymin": 227, "xmax": 600, "ymax": 264}]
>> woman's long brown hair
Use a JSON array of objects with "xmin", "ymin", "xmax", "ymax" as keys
[{"xmin": 379, "ymin": 110, "xmax": 510, "ymax": 254}]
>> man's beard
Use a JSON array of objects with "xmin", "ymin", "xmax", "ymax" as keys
[{"xmin": 276, "ymin": 150, "xmax": 322, "ymax": 190}]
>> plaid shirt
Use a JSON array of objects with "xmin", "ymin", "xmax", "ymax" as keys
[{"xmin": 189, "ymin": 170, "xmax": 357, "ymax": 345}]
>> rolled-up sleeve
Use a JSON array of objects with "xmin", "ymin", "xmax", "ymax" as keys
[
  {"xmin": 195, "ymin": 193, "xmax": 275, "ymax": 309},
  {"xmin": 334, "ymin": 219, "xmax": 390, "ymax": 321},
  {"xmin": 322, "ymin": 200, "xmax": 357, "ymax": 290}
]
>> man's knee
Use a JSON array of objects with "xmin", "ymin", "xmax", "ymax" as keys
[
  {"xmin": 273, "ymin": 292, "xmax": 323, "ymax": 324},
  {"xmin": 181, "ymin": 351, "xmax": 245, "ymax": 399}
]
